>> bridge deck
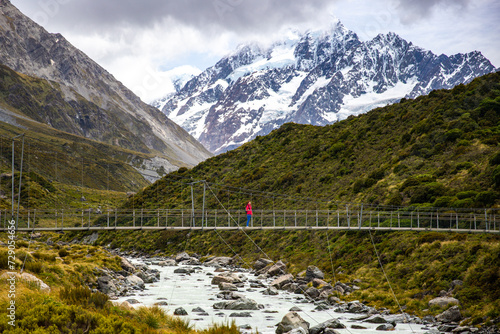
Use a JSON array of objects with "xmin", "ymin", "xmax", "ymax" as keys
[{"xmin": 3, "ymin": 226, "xmax": 497, "ymax": 233}]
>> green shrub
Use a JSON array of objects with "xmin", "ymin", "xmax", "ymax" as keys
[
  {"xmin": 475, "ymin": 191, "xmax": 497, "ymax": 207},
  {"xmin": 58, "ymin": 249, "xmax": 69, "ymax": 257},
  {"xmin": 417, "ymin": 232, "xmax": 447, "ymax": 244}
]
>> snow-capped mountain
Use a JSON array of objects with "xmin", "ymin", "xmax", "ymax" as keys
[
  {"xmin": 150, "ymin": 65, "xmax": 201, "ymax": 110},
  {"xmin": 159, "ymin": 21, "xmax": 497, "ymax": 154}
]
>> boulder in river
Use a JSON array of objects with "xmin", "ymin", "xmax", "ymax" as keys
[
  {"xmin": 213, "ymin": 297, "xmax": 260, "ymax": 310},
  {"xmin": 267, "ymin": 260, "xmax": 287, "ymax": 276},
  {"xmin": 126, "ymin": 275, "xmax": 145, "ymax": 289},
  {"xmin": 254, "ymin": 258, "xmax": 273, "ymax": 270},
  {"xmin": 205, "ymin": 256, "xmax": 233, "ymax": 267},
  {"xmin": 376, "ymin": 323, "xmax": 395, "ymax": 331},
  {"xmin": 309, "ymin": 318, "xmax": 346, "ymax": 334},
  {"xmin": 121, "ymin": 257, "xmax": 136, "ymax": 273},
  {"xmin": 305, "ymin": 266, "xmax": 325, "ymax": 281},
  {"xmin": 270, "ymin": 273, "xmax": 294, "ymax": 289},
  {"xmin": 219, "ymin": 282, "xmax": 238, "ymax": 291},
  {"xmin": 174, "ymin": 307, "xmax": 188, "ymax": 315},
  {"xmin": 276, "ymin": 311, "xmax": 310, "ymax": 334},
  {"xmin": 175, "ymin": 252, "xmax": 192, "ymax": 262},
  {"xmin": 174, "ymin": 267, "xmax": 195, "ymax": 274},
  {"xmin": 211, "ymin": 272, "xmax": 244, "ymax": 285},
  {"xmin": 229, "ymin": 312, "xmax": 252, "ymax": 317}
]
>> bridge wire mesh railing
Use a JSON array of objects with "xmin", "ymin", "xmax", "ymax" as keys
[{"xmin": 2, "ymin": 207, "xmax": 498, "ymax": 232}]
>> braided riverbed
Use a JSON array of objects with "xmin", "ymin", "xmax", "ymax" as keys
[{"xmin": 115, "ymin": 258, "xmax": 430, "ymax": 334}]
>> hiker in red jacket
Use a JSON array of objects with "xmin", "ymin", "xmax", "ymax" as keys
[{"xmin": 245, "ymin": 201, "xmax": 252, "ymax": 227}]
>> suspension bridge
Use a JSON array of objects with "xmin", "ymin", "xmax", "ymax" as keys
[{"xmin": 1, "ymin": 207, "xmax": 498, "ymax": 233}]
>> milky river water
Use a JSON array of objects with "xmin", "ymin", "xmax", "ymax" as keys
[{"xmin": 116, "ymin": 259, "xmax": 429, "ymax": 334}]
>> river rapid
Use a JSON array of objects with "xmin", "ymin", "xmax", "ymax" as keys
[{"xmin": 115, "ymin": 258, "xmax": 430, "ymax": 334}]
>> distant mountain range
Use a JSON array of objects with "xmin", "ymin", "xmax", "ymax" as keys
[
  {"xmin": 0, "ymin": 0, "xmax": 211, "ymax": 179},
  {"xmin": 156, "ymin": 21, "xmax": 497, "ymax": 154}
]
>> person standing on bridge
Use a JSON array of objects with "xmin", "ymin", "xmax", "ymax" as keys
[{"xmin": 245, "ymin": 201, "xmax": 252, "ymax": 227}]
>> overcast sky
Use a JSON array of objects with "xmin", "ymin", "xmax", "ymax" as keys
[{"xmin": 10, "ymin": 0, "xmax": 500, "ymax": 103}]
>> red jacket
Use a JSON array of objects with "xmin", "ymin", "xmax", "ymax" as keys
[{"xmin": 246, "ymin": 203, "xmax": 252, "ymax": 215}]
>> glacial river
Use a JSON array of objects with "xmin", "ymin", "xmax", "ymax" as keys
[{"xmin": 116, "ymin": 259, "xmax": 429, "ymax": 334}]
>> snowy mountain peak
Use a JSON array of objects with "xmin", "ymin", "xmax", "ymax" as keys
[{"xmin": 156, "ymin": 21, "xmax": 496, "ymax": 154}]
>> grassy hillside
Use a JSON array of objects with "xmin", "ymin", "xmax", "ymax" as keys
[
  {"xmin": 0, "ymin": 64, "xmax": 192, "ymax": 209},
  {"xmin": 0, "ymin": 236, "xmax": 241, "ymax": 333},
  {"xmin": 124, "ymin": 72, "xmax": 500, "ymax": 211},
  {"xmin": 0, "ymin": 118, "xmax": 151, "ymax": 210}
]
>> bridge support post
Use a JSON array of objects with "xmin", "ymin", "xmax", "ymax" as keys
[{"xmin": 485, "ymin": 209, "xmax": 488, "ymax": 231}]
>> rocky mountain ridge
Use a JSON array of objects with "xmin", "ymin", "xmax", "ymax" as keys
[
  {"xmin": 159, "ymin": 21, "xmax": 496, "ymax": 153},
  {"xmin": 0, "ymin": 0, "xmax": 211, "ymax": 175}
]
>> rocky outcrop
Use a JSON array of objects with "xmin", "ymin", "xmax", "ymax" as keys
[{"xmin": 0, "ymin": 272, "xmax": 51, "ymax": 292}]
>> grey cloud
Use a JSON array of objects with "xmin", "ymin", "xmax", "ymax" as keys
[
  {"xmin": 17, "ymin": 0, "xmax": 336, "ymax": 34},
  {"xmin": 395, "ymin": 0, "xmax": 470, "ymax": 24}
]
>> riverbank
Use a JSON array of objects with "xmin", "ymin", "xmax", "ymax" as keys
[{"xmin": 78, "ymin": 229, "xmax": 500, "ymax": 329}]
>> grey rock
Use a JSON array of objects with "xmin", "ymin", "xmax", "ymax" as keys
[
  {"xmin": 121, "ymin": 258, "xmax": 136, "ymax": 273},
  {"xmin": 262, "ymin": 286, "xmax": 279, "ymax": 296},
  {"xmin": 271, "ymin": 274, "xmax": 295, "ymax": 289},
  {"xmin": 175, "ymin": 252, "xmax": 192, "ymax": 263},
  {"xmin": 213, "ymin": 298, "xmax": 259, "ymax": 310},
  {"xmin": 229, "ymin": 312, "xmax": 252, "ymax": 317},
  {"xmin": 154, "ymin": 301, "xmax": 168, "ymax": 306},
  {"xmin": 309, "ymin": 318, "xmax": 346, "ymax": 334},
  {"xmin": 376, "ymin": 323, "xmax": 395, "ymax": 331},
  {"xmin": 174, "ymin": 307, "xmax": 188, "ymax": 316},
  {"xmin": 305, "ymin": 287, "xmax": 320, "ymax": 299},
  {"xmin": 254, "ymin": 258, "xmax": 273, "ymax": 270},
  {"xmin": 97, "ymin": 276, "xmax": 117, "ymax": 295},
  {"xmin": 429, "ymin": 297, "xmax": 460, "ymax": 308},
  {"xmin": 211, "ymin": 272, "xmax": 243, "ymax": 285},
  {"xmin": 174, "ymin": 267, "xmax": 195, "ymax": 274},
  {"xmin": 436, "ymin": 306, "xmax": 462, "ymax": 323},
  {"xmin": 126, "ymin": 275, "xmax": 145, "ymax": 289},
  {"xmin": 192, "ymin": 307, "xmax": 206, "ymax": 313},
  {"xmin": 364, "ymin": 316, "xmax": 388, "ymax": 324},
  {"xmin": 276, "ymin": 312, "xmax": 310, "ymax": 334},
  {"xmin": 438, "ymin": 324, "xmax": 458, "ymax": 332},
  {"xmin": 126, "ymin": 299, "xmax": 141, "ymax": 304},
  {"xmin": 219, "ymin": 282, "xmax": 238, "ymax": 291},
  {"xmin": 305, "ymin": 266, "xmax": 325, "ymax": 281},
  {"xmin": 205, "ymin": 256, "xmax": 233, "ymax": 267},
  {"xmin": 352, "ymin": 325, "xmax": 367, "ymax": 329},
  {"xmin": 266, "ymin": 260, "xmax": 288, "ymax": 277}
]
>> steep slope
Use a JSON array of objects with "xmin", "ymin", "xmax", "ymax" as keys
[
  {"xmin": 160, "ymin": 22, "xmax": 496, "ymax": 154},
  {"xmin": 0, "ymin": 0, "xmax": 211, "ymax": 172},
  {"xmin": 131, "ymin": 72, "xmax": 500, "ymax": 210}
]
